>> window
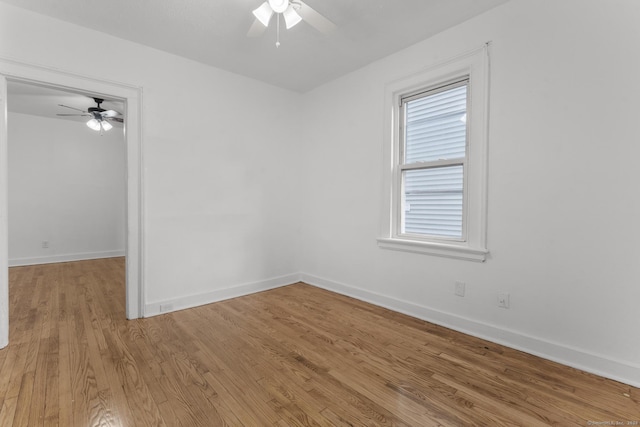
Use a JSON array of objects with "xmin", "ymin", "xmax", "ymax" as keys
[
  {"xmin": 378, "ymin": 45, "xmax": 489, "ymax": 262},
  {"xmin": 400, "ymin": 80, "xmax": 468, "ymax": 239}
]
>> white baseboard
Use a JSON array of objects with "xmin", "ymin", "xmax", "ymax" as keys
[
  {"xmin": 144, "ymin": 273, "xmax": 302, "ymax": 318},
  {"xmin": 8, "ymin": 250, "xmax": 125, "ymax": 267},
  {"xmin": 299, "ymin": 273, "xmax": 640, "ymax": 389}
]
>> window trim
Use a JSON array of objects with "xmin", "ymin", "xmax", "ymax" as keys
[{"xmin": 378, "ymin": 44, "xmax": 490, "ymax": 262}]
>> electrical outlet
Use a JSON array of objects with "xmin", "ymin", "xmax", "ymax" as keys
[
  {"xmin": 455, "ymin": 281, "xmax": 466, "ymax": 297},
  {"xmin": 497, "ymin": 293, "xmax": 510, "ymax": 309},
  {"xmin": 42, "ymin": 241, "xmax": 49, "ymax": 249}
]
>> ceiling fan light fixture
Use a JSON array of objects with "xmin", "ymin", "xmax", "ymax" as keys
[
  {"xmin": 101, "ymin": 120, "xmax": 113, "ymax": 131},
  {"xmin": 253, "ymin": 2, "xmax": 274, "ymax": 27},
  {"xmin": 86, "ymin": 118, "xmax": 101, "ymax": 131},
  {"xmin": 268, "ymin": 0, "xmax": 289, "ymax": 14},
  {"xmin": 283, "ymin": 6, "xmax": 302, "ymax": 29}
]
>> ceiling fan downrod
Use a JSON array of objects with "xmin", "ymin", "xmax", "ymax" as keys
[
  {"xmin": 89, "ymin": 98, "xmax": 105, "ymax": 112},
  {"xmin": 276, "ymin": 13, "xmax": 281, "ymax": 47}
]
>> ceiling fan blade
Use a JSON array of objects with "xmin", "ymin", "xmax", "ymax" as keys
[
  {"xmin": 56, "ymin": 113, "xmax": 90, "ymax": 117},
  {"xmin": 101, "ymin": 110, "xmax": 121, "ymax": 118},
  {"xmin": 247, "ymin": 17, "xmax": 268, "ymax": 37},
  {"xmin": 298, "ymin": 1, "xmax": 336, "ymax": 33},
  {"xmin": 58, "ymin": 104, "xmax": 87, "ymax": 113},
  {"xmin": 107, "ymin": 117, "xmax": 124, "ymax": 123}
]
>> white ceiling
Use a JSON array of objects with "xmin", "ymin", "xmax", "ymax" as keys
[{"xmin": 1, "ymin": 0, "xmax": 509, "ymax": 93}]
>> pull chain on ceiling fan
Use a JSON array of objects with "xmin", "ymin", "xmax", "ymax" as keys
[{"xmin": 249, "ymin": 0, "xmax": 336, "ymax": 46}]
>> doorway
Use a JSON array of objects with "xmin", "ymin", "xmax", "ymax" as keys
[
  {"xmin": 8, "ymin": 82, "xmax": 126, "ymax": 267},
  {"xmin": 0, "ymin": 59, "xmax": 144, "ymax": 347}
]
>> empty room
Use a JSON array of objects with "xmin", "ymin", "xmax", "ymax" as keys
[{"xmin": 0, "ymin": 0, "xmax": 638, "ymax": 425}]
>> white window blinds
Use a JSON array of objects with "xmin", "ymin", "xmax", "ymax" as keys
[{"xmin": 400, "ymin": 80, "xmax": 468, "ymax": 239}]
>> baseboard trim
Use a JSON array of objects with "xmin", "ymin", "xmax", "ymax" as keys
[
  {"xmin": 299, "ymin": 273, "xmax": 640, "ymax": 389},
  {"xmin": 8, "ymin": 250, "xmax": 125, "ymax": 267},
  {"xmin": 144, "ymin": 273, "xmax": 302, "ymax": 318}
]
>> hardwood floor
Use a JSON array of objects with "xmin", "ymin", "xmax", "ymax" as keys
[{"xmin": 0, "ymin": 258, "xmax": 638, "ymax": 426}]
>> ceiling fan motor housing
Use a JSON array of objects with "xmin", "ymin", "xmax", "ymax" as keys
[
  {"xmin": 269, "ymin": 0, "xmax": 289, "ymax": 13},
  {"xmin": 90, "ymin": 111, "xmax": 104, "ymax": 120}
]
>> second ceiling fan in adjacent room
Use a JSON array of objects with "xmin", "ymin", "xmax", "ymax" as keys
[{"xmin": 57, "ymin": 97, "xmax": 123, "ymax": 133}]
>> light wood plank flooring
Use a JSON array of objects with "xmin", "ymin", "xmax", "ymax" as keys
[{"xmin": 1, "ymin": 258, "xmax": 638, "ymax": 426}]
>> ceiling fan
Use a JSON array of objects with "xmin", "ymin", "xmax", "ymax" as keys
[
  {"xmin": 248, "ymin": 0, "xmax": 336, "ymax": 46},
  {"xmin": 57, "ymin": 97, "xmax": 123, "ymax": 132}
]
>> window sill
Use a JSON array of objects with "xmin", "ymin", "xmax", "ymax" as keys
[{"xmin": 377, "ymin": 237, "xmax": 488, "ymax": 262}]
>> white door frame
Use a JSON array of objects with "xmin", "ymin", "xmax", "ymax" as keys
[{"xmin": 0, "ymin": 57, "xmax": 144, "ymax": 347}]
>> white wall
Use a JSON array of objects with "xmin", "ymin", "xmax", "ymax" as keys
[
  {"xmin": 0, "ymin": 2, "xmax": 303, "ymax": 313},
  {"xmin": 8, "ymin": 112, "xmax": 125, "ymax": 266},
  {"xmin": 298, "ymin": 0, "xmax": 640, "ymax": 386}
]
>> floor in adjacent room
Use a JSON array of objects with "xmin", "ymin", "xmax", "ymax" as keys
[{"xmin": 0, "ymin": 258, "xmax": 638, "ymax": 426}]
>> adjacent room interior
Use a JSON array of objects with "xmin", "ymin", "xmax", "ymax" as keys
[
  {"xmin": 0, "ymin": 0, "xmax": 638, "ymax": 425},
  {"xmin": 7, "ymin": 82, "xmax": 126, "ymax": 269}
]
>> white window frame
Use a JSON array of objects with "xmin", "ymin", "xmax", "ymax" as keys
[{"xmin": 378, "ymin": 44, "xmax": 490, "ymax": 262}]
